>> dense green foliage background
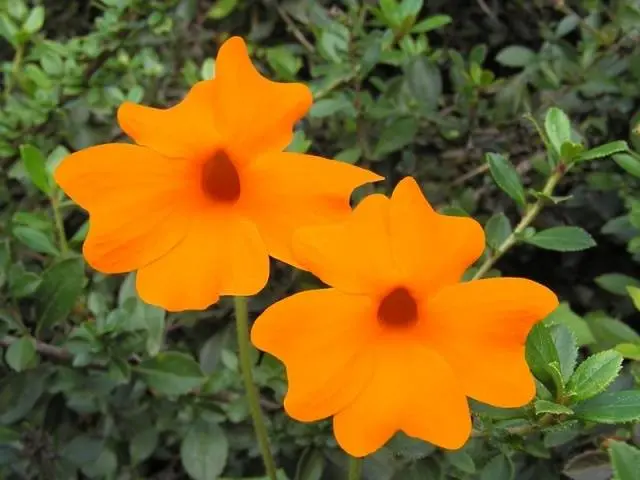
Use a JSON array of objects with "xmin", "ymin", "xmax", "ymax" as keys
[{"xmin": 2, "ymin": 0, "xmax": 640, "ymax": 478}]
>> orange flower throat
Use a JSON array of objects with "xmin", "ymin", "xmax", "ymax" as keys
[
  {"xmin": 201, "ymin": 150, "xmax": 241, "ymax": 203},
  {"xmin": 377, "ymin": 287, "xmax": 418, "ymax": 328}
]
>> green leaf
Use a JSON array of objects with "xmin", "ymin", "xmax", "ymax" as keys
[
  {"xmin": 486, "ymin": 153, "xmax": 526, "ymax": 207},
  {"xmin": 386, "ymin": 432, "xmax": 435, "ymax": 459},
  {"xmin": 615, "ymin": 343, "xmax": 640, "ymax": 361},
  {"xmin": 495, "ymin": 45, "xmax": 536, "ymax": 67},
  {"xmin": 180, "ymin": 422, "xmax": 228, "ymax": 480},
  {"xmin": 479, "ymin": 454, "xmax": 514, "ymax": 480},
  {"xmin": 524, "ymin": 226, "xmax": 596, "ymax": 252},
  {"xmin": 575, "ymin": 141, "xmax": 628, "ymax": 162},
  {"xmin": 589, "ymin": 313, "xmax": 640, "ymax": 350},
  {"xmin": 573, "ymin": 390, "xmax": 640, "ymax": 423},
  {"xmin": 129, "ymin": 428, "xmax": 158, "ymax": 465},
  {"xmin": 136, "ymin": 351, "xmax": 206, "ymax": 396},
  {"xmin": 373, "ymin": 117, "xmax": 418, "ymax": 159},
  {"xmin": 485, "ymin": 213, "xmax": 512, "ymax": 249},
  {"xmin": 560, "ymin": 141, "xmax": 585, "ymax": 161},
  {"xmin": 206, "ymin": 0, "xmax": 238, "ymax": 19},
  {"xmin": 5, "ymin": 337, "xmax": 37, "ymax": 372},
  {"xmin": 22, "ymin": 6, "xmax": 44, "ymax": 34},
  {"xmin": 627, "ymin": 286, "xmax": 640, "ymax": 311},
  {"xmin": 61, "ymin": 435, "xmax": 103, "ymax": 466},
  {"xmin": 411, "ymin": 14, "xmax": 452, "ymax": 33},
  {"xmin": 595, "ymin": 273, "xmax": 640, "ymax": 296},
  {"xmin": 526, "ymin": 323, "xmax": 561, "ymax": 387},
  {"xmin": 544, "ymin": 303, "xmax": 595, "ymax": 346},
  {"xmin": 19, "ymin": 145, "xmax": 51, "ymax": 194},
  {"xmin": 446, "ymin": 450, "xmax": 475, "ymax": 474},
  {"xmin": 295, "ymin": 448, "xmax": 324, "ymax": 480},
  {"xmin": 567, "ymin": 350, "xmax": 623, "ymax": 401},
  {"xmin": 545, "ymin": 107, "xmax": 572, "ymax": 156},
  {"xmin": 608, "ymin": 441, "xmax": 640, "ymax": 480},
  {"xmin": 613, "ymin": 153, "xmax": 640, "ymax": 178},
  {"xmin": 404, "ymin": 56, "xmax": 442, "ymax": 112},
  {"xmin": 534, "ymin": 399, "xmax": 574, "ymax": 415},
  {"xmin": 35, "ymin": 257, "xmax": 85, "ymax": 335},
  {"xmin": 12, "ymin": 226, "xmax": 59, "ymax": 256},
  {"xmin": 551, "ymin": 324, "xmax": 578, "ymax": 381}
]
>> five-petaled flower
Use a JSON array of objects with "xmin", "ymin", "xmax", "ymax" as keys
[
  {"xmin": 54, "ymin": 36, "xmax": 381, "ymax": 311},
  {"xmin": 251, "ymin": 177, "xmax": 559, "ymax": 457}
]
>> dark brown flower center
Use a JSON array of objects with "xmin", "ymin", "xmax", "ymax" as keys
[
  {"xmin": 377, "ymin": 287, "xmax": 418, "ymax": 328},
  {"xmin": 201, "ymin": 149, "xmax": 241, "ymax": 203}
]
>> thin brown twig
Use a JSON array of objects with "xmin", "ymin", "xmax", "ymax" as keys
[{"xmin": 272, "ymin": 2, "xmax": 315, "ymax": 53}]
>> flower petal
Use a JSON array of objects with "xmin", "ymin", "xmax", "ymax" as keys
[
  {"xmin": 54, "ymin": 144, "xmax": 196, "ymax": 273},
  {"xmin": 251, "ymin": 289, "xmax": 377, "ymax": 422},
  {"xmin": 212, "ymin": 37, "xmax": 313, "ymax": 156},
  {"xmin": 333, "ymin": 341, "xmax": 470, "ymax": 457},
  {"xmin": 390, "ymin": 177, "xmax": 485, "ymax": 292},
  {"xmin": 136, "ymin": 210, "xmax": 269, "ymax": 311},
  {"xmin": 425, "ymin": 278, "xmax": 559, "ymax": 407},
  {"xmin": 239, "ymin": 152, "xmax": 383, "ymax": 272},
  {"xmin": 118, "ymin": 81, "xmax": 220, "ymax": 159}
]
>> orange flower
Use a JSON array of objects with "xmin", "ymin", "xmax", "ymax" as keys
[
  {"xmin": 251, "ymin": 177, "xmax": 559, "ymax": 457},
  {"xmin": 54, "ymin": 36, "xmax": 381, "ymax": 312}
]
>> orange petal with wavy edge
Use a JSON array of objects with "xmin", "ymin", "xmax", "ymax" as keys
[
  {"xmin": 118, "ymin": 81, "xmax": 220, "ymax": 160},
  {"xmin": 251, "ymin": 289, "xmax": 377, "ymax": 421},
  {"xmin": 136, "ymin": 211, "xmax": 268, "ymax": 311},
  {"xmin": 425, "ymin": 278, "xmax": 559, "ymax": 407},
  {"xmin": 333, "ymin": 341, "xmax": 470, "ymax": 457},
  {"xmin": 240, "ymin": 152, "xmax": 383, "ymax": 270},
  {"xmin": 390, "ymin": 177, "xmax": 485, "ymax": 292},
  {"xmin": 54, "ymin": 144, "xmax": 197, "ymax": 272},
  {"xmin": 212, "ymin": 37, "xmax": 313, "ymax": 157}
]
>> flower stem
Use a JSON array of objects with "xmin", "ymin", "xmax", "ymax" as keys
[
  {"xmin": 233, "ymin": 296, "xmax": 278, "ymax": 480},
  {"xmin": 347, "ymin": 456, "xmax": 362, "ymax": 480},
  {"xmin": 471, "ymin": 168, "xmax": 564, "ymax": 281},
  {"xmin": 50, "ymin": 195, "xmax": 69, "ymax": 255}
]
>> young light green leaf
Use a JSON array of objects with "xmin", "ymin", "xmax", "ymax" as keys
[
  {"xmin": 136, "ymin": 351, "xmax": 206, "ymax": 396},
  {"xmin": 560, "ymin": 141, "xmax": 585, "ymax": 161},
  {"xmin": 608, "ymin": 440, "xmax": 640, "ymax": 480},
  {"xmin": 180, "ymin": 422, "xmax": 228, "ymax": 480},
  {"xmin": 575, "ymin": 140, "xmax": 628, "ymax": 162},
  {"xmin": 627, "ymin": 286, "xmax": 640, "ymax": 311},
  {"xmin": 495, "ymin": 45, "xmax": 536, "ymax": 67},
  {"xmin": 573, "ymin": 390, "xmax": 640, "ymax": 424},
  {"xmin": 545, "ymin": 107, "xmax": 572, "ymax": 156},
  {"xmin": 534, "ymin": 399, "xmax": 574, "ymax": 416},
  {"xmin": 486, "ymin": 153, "xmax": 526, "ymax": 207},
  {"xmin": 484, "ymin": 213, "xmax": 512, "ymax": 249},
  {"xmin": 524, "ymin": 226, "xmax": 596, "ymax": 252},
  {"xmin": 5, "ymin": 336, "xmax": 37, "ymax": 372},
  {"xmin": 567, "ymin": 350, "xmax": 623, "ymax": 402},
  {"xmin": 19, "ymin": 144, "xmax": 52, "ymax": 194},
  {"xmin": 595, "ymin": 273, "xmax": 640, "ymax": 296},
  {"xmin": 613, "ymin": 153, "xmax": 640, "ymax": 179},
  {"xmin": 411, "ymin": 14, "xmax": 452, "ymax": 33},
  {"xmin": 36, "ymin": 257, "xmax": 85, "ymax": 335},
  {"xmin": 206, "ymin": 0, "xmax": 238, "ymax": 19},
  {"xmin": 22, "ymin": 6, "xmax": 44, "ymax": 34},
  {"xmin": 615, "ymin": 343, "xmax": 640, "ymax": 361}
]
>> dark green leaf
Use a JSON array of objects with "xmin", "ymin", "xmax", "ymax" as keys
[
  {"xmin": 608, "ymin": 441, "xmax": 640, "ymax": 480},
  {"xmin": 486, "ymin": 152, "xmax": 526, "ymax": 207},
  {"xmin": 495, "ymin": 45, "xmax": 536, "ymax": 67},
  {"xmin": 19, "ymin": 144, "xmax": 51, "ymax": 194},
  {"xmin": 180, "ymin": 422, "xmax": 228, "ymax": 480},
  {"xmin": 480, "ymin": 454, "xmax": 514, "ymax": 480},
  {"xmin": 206, "ymin": 0, "xmax": 238, "ymax": 19},
  {"xmin": 573, "ymin": 390, "xmax": 640, "ymax": 423},
  {"xmin": 551, "ymin": 324, "xmax": 578, "ymax": 381},
  {"xmin": 446, "ymin": 450, "xmax": 475, "ymax": 474},
  {"xmin": 544, "ymin": 303, "xmax": 595, "ymax": 346},
  {"xmin": 524, "ymin": 226, "xmax": 596, "ymax": 252},
  {"xmin": 567, "ymin": 350, "xmax": 623, "ymax": 401},
  {"xmin": 373, "ymin": 117, "xmax": 418, "ymax": 159},
  {"xmin": 129, "ymin": 428, "xmax": 158, "ymax": 465},
  {"xmin": 575, "ymin": 141, "xmax": 628, "ymax": 162},
  {"xmin": 36, "ymin": 257, "xmax": 85, "ymax": 335},
  {"xmin": 485, "ymin": 213, "xmax": 512, "ymax": 249},
  {"xmin": 61, "ymin": 435, "xmax": 103, "ymax": 466},
  {"xmin": 12, "ymin": 226, "xmax": 59, "ymax": 256},
  {"xmin": 594, "ymin": 273, "xmax": 640, "ymax": 296},
  {"xmin": 386, "ymin": 432, "xmax": 435, "ymax": 459},
  {"xmin": 136, "ymin": 351, "xmax": 206, "ymax": 396},
  {"xmin": 526, "ymin": 323, "xmax": 561, "ymax": 387},
  {"xmin": 295, "ymin": 448, "xmax": 324, "ymax": 480},
  {"xmin": 5, "ymin": 337, "xmax": 37, "ymax": 372},
  {"xmin": 404, "ymin": 56, "xmax": 442, "ymax": 112},
  {"xmin": 545, "ymin": 107, "xmax": 572, "ymax": 156}
]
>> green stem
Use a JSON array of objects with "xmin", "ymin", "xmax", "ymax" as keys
[
  {"xmin": 234, "ymin": 296, "xmax": 278, "ymax": 480},
  {"xmin": 4, "ymin": 44, "xmax": 24, "ymax": 100},
  {"xmin": 50, "ymin": 195, "xmax": 69, "ymax": 255},
  {"xmin": 347, "ymin": 456, "xmax": 362, "ymax": 480},
  {"xmin": 471, "ymin": 169, "xmax": 563, "ymax": 281}
]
